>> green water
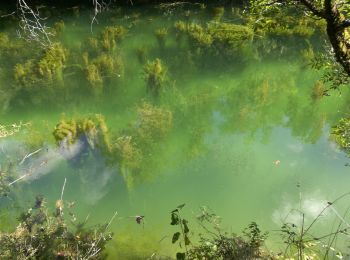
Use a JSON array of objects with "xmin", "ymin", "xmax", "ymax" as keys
[{"xmin": 1, "ymin": 5, "xmax": 350, "ymax": 258}]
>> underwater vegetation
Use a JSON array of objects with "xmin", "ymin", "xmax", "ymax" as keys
[
  {"xmin": 51, "ymin": 103, "xmax": 172, "ymax": 189},
  {"xmin": 134, "ymin": 102, "xmax": 173, "ymax": 145},
  {"xmin": 211, "ymin": 6, "xmax": 225, "ymax": 21},
  {"xmin": 154, "ymin": 28, "xmax": 168, "ymax": 50},
  {"xmin": 81, "ymin": 26, "xmax": 126, "ymax": 93},
  {"xmin": 114, "ymin": 102, "xmax": 173, "ymax": 188},
  {"xmin": 14, "ymin": 43, "xmax": 67, "ymax": 88},
  {"xmin": 83, "ymin": 52, "xmax": 123, "ymax": 94},
  {"xmin": 143, "ymin": 58, "xmax": 167, "ymax": 96},
  {"xmin": 53, "ymin": 114, "xmax": 111, "ymax": 157},
  {"xmin": 13, "ymin": 43, "xmax": 67, "ymax": 104},
  {"xmin": 0, "ymin": 170, "xmax": 12, "ymax": 197},
  {"xmin": 172, "ymin": 20, "xmax": 254, "ymax": 66}
]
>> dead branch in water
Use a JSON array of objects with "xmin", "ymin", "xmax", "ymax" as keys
[
  {"xmin": 16, "ymin": 0, "xmax": 52, "ymax": 47},
  {"xmin": 91, "ymin": 0, "xmax": 110, "ymax": 33}
]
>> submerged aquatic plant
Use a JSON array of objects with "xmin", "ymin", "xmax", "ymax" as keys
[
  {"xmin": 53, "ymin": 114, "xmax": 111, "ymax": 155},
  {"xmin": 155, "ymin": 28, "xmax": 168, "ymax": 49},
  {"xmin": 83, "ymin": 52, "xmax": 123, "ymax": 94},
  {"xmin": 211, "ymin": 7, "xmax": 225, "ymax": 21},
  {"xmin": 136, "ymin": 46, "xmax": 148, "ymax": 64},
  {"xmin": 135, "ymin": 102, "xmax": 173, "ymax": 145},
  {"xmin": 113, "ymin": 136, "xmax": 143, "ymax": 190},
  {"xmin": 100, "ymin": 26, "xmax": 127, "ymax": 52},
  {"xmin": 173, "ymin": 20, "xmax": 253, "ymax": 63},
  {"xmin": 14, "ymin": 43, "xmax": 67, "ymax": 91},
  {"xmin": 207, "ymin": 22, "xmax": 254, "ymax": 56},
  {"xmin": 0, "ymin": 170, "xmax": 12, "ymax": 197},
  {"xmin": 143, "ymin": 58, "xmax": 167, "ymax": 96},
  {"xmin": 111, "ymin": 103, "xmax": 172, "ymax": 189}
]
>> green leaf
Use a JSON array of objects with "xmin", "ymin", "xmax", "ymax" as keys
[
  {"xmin": 183, "ymin": 219, "xmax": 189, "ymax": 233},
  {"xmin": 184, "ymin": 234, "xmax": 191, "ymax": 245},
  {"xmin": 171, "ymin": 212, "xmax": 179, "ymax": 225},
  {"xmin": 172, "ymin": 232, "xmax": 181, "ymax": 243},
  {"xmin": 176, "ymin": 252, "xmax": 186, "ymax": 260}
]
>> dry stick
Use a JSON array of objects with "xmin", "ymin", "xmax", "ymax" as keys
[
  {"xmin": 16, "ymin": 0, "xmax": 52, "ymax": 46},
  {"xmin": 84, "ymin": 209, "xmax": 118, "ymax": 259},
  {"xmin": 60, "ymin": 177, "xmax": 67, "ymax": 201},
  {"xmin": 8, "ymin": 160, "xmax": 47, "ymax": 186},
  {"xmin": 323, "ymin": 205, "xmax": 350, "ymax": 259},
  {"xmin": 304, "ymin": 192, "xmax": 350, "ymax": 234},
  {"xmin": 91, "ymin": 0, "xmax": 109, "ymax": 33},
  {"xmin": 19, "ymin": 148, "xmax": 43, "ymax": 165},
  {"xmin": 8, "ymin": 172, "xmax": 30, "ymax": 186}
]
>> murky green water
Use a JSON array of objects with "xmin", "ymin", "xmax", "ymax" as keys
[{"xmin": 1, "ymin": 5, "xmax": 350, "ymax": 258}]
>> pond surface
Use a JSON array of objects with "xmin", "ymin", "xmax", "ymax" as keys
[{"xmin": 1, "ymin": 5, "xmax": 350, "ymax": 258}]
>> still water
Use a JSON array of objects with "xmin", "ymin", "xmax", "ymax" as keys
[{"xmin": 1, "ymin": 5, "xmax": 350, "ymax": 258}]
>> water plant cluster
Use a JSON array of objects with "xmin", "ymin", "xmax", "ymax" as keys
[{"xmin": 1, "ymin": 3, "xmax": 350, "ymax": 259}]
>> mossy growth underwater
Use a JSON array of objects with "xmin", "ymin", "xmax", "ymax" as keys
[{"xmin": 1, "ymin": 2, "xmax": 350, "ymax": 259}]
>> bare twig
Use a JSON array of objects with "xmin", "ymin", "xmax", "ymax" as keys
[
  {"xmin": 91, "ymin": 0, "xmax": 110, "ymax": 33},
  {"xmin": 16, "ymin": 0, "xmax": 52, "ymax": 47},
  {"xmin": 19, "ymin": 148, "xmax": 43, "ymax": 165},
  {"xmin": 60, "ymin": 177, "xmax": 67, "ymax": 201}
]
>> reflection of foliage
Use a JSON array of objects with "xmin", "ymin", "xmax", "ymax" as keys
[
  {"xmin": 0, "ymin": 198, "xmax": 112, "ymax": 259},
  {"xmin": 208, "ymin": 22, "xmax": 254, "ymax": 54},
  {"xmin": 245, "ymin": 0, "xmax": 325, "ymax": 38},
  {"xmin": 311, "ymin": 50, "xmax": 350, "ymax": 92},
  {"xmin": 143, "ymin": 58, "xmax": 167, "ymax": 96},
  {"xmin": 331, "ymin": 118, "xmax": 350, "ymax": 155}
]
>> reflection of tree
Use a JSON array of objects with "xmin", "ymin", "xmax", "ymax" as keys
[{"xmin": 215, "ymin": 63, "xmax": 335, "ymax": 144}]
